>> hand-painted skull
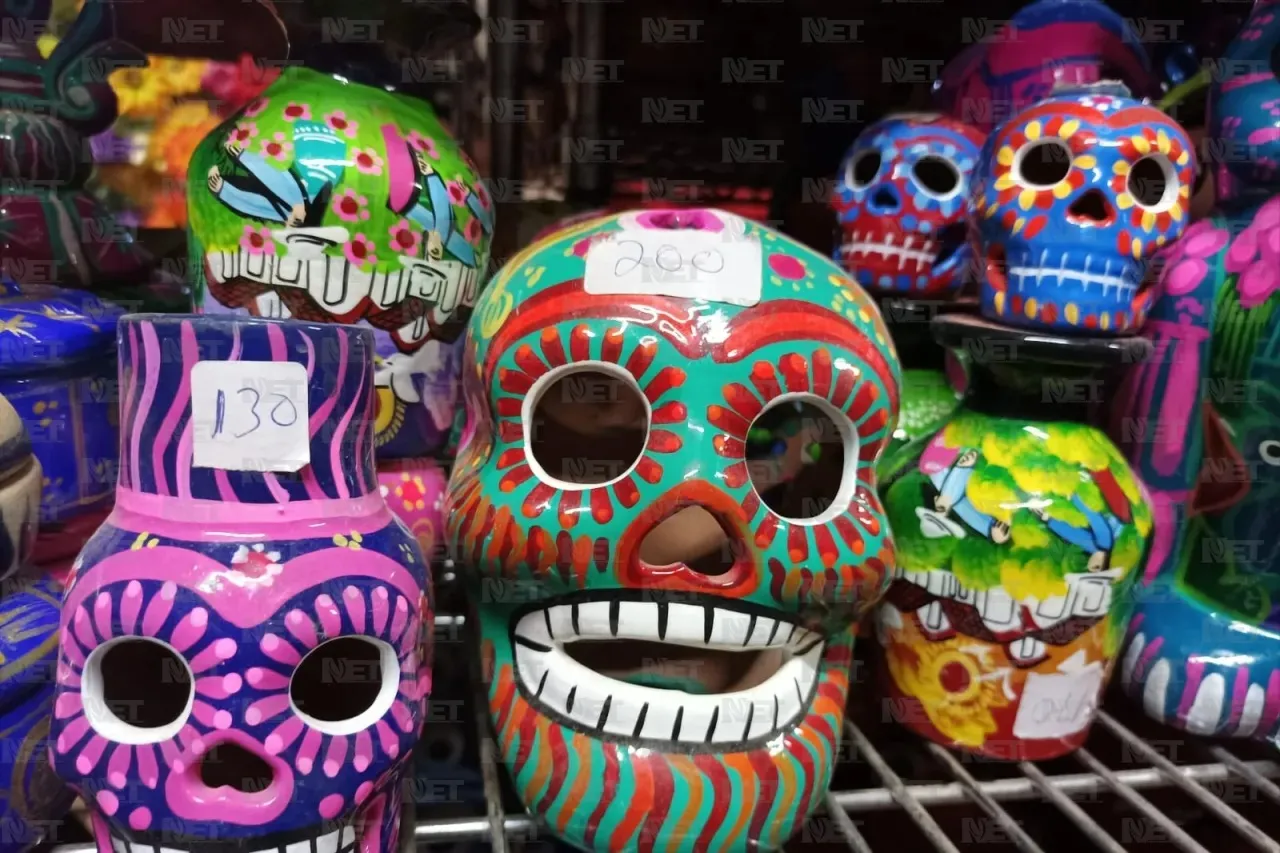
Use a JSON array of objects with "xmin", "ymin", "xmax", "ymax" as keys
[
  {"xmin": 445, "ymin": 208, "xmax": 901, "ymax": 852},
  {"xmin": 971, "ymin": 85, "xmax": 1197, "ymax": 334},
  {"xmin": 189, "ymin": 66, "xmax": 488, "ymax": 457},
  {"xmin": 832, "ymin": 113, "xmax": 985, "ymax": 298},
  {"xmin": 1208, "ymin": 0, "xmax": 1280, "ymax": 206},
  {"xmin": 51, "ymin": 317, "xmax": 430, "ymax": 853},
  {"xmin": 933, "ymin": 0, "xmax": 1157, "ymax": 132}
]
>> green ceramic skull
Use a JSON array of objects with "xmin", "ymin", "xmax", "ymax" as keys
[{"xmin": 187, "ymin": 66, "xmax": 493, "ymax": 349}]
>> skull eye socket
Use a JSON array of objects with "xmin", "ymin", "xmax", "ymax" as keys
[
  {"xmin": 912, "ymin": 156, "xmax": 962, "ymax": 198},
  {"xmin": 745, "ymin": 396, "xmax": 858, "ymax": 524},
  {"xmin": 525, "ymin": 365, "xmax": 650, "ymax": 489},
  {"xmin": 1014, "ymin": 139, "xmax": 1073, "ymax": 188},
  {"xmin": 81, "ymin": 637, "xmax": 194, "ymax": 745},
  {"xmin": 1127, "ymin": 153, "xmax": 1177, "ymax": 210},
  {"xmin": 845, "ymin": 149, "xmax": 882, "ymax": 188},
  {"xmin": 290, "ymin": 636, "xmax": 401, "ymax": 736}
]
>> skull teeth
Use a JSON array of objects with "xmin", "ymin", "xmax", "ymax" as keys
[
  {"xmin": 840, "ymin": 231, "xmax": 936, "ymax": 267},
  {"xmin": 510, "ymin": 599, "xmax": 825, "ymax": 745},
  {"xmin": 108, "ymin": 825, "xmax": 357, "ymax": 853}
]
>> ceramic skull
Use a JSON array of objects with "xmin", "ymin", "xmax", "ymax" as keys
[
  {"xmin": 971, "ymin": 85, "xmax": 1196, "ymax": 333},
  {"xmin": 832, "ymin": 113, "xmax": 986, "ymax": 298},
  {"xmin": 445, "ymin": 208, "xmax": 901, "ymax": 851},
  {"xmin": 51, "ymin": 316, "xmax": 430, "ymax": 853}
]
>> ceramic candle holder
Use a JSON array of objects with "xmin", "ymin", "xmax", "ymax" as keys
[{"xmin": 51, "ymin": 315, "xmax": 431, "ymax": 853}]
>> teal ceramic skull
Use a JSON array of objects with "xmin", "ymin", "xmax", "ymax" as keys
[{"xmin": 445, "ymin": 208, "xmax": 902, "ymax": 851}]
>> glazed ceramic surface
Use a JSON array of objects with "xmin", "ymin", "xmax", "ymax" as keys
[
  {"xmin": 0, "ymin": 281, "xmax": 124, "ymax": 526},
  {"xmin": 932, "ymin": 0, "xmax": 1157, "ymax": 133},
  {"xmin": 831, "ymin": 113, "xmax": 985, "ymax": 298},
  {"xmin": 971, "ymin": 85, "xmax": 1196, "ymax": 335},
  {"xmin": 1114, "ymin": 0, "xmax": 1280, "ymax": 741},
  {"xmin": 188, "ymin": 66, "xmax": 488, "ymax": 457},
  {"xmin": 445, "ymin": 208, "xmax": 901, "ymax": 851},
  {"xmin": 879, "ymin": 316, "xmax": 1152, "ymax": 759},
  {"xmin": 52, "ymin": 316, "xmax": 431, "ymax": 853},
  {"xmin": 376, "ymin": 458, "xmax": 447, "ymax": 563}
]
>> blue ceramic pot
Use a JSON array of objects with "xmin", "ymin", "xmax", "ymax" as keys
[{"xmin": 0, "ymin": 282, "xmax": 124, "ymax": 526}]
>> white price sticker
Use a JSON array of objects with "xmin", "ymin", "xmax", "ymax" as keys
[
  {"xmin": 191, "ymin": 361, "xmax": 311, "ymax": 473},
  {"xmin": 584, "ymin": 230, "xmax": 763, "ymax": 306},
  {"xmin": 1012, "ymin": 663, "xmax": 1104, "ymax": 740}
]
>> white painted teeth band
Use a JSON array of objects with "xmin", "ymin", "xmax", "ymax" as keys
[
  {"xmin": 511, "ymin": 602, "xmax": 825, "ymax": 745},
  {"xmin": 107, "ymin": 825, "xmax": 357, "ymax": 853},
  {"xmin": 839, "ymin": 233, "xmax": 936, "ymax": 264}
]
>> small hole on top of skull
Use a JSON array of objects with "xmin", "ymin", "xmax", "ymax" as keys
[
  {"xmin": 745, "ymin": 400, "xmax": 846, "ymax": 520},
  {"xmin": 99, "ymin": 639, "xmax": 191, "ymax": 728},
  {"xmin": 849, "ymin": 149, "xmax": 882, "ymax": 186},
  {"xmin": 1016, "ymin": 139, "xmax": 1072, "ymax": 187},
  {"xmin": 290, "ymin": 636, "xmax": 384, "ymax": 722},
  {"xmin": 198, "ymin": 742, "xmax": 275, "ymax": 793},
  {"xmin": 529, "ymin": 369, "xmax": 648, "ymax": 485},
  {"xmin": 912, "ymin": 156, "xmax": 960, "ymax": 195},
  {"xmin": 1127, "ymin": 156, "xmax": 1170, "ymax": 208}
]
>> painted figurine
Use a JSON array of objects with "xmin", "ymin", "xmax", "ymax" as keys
[
  {"xmin": 1115, "ymin": 0, "xmax": 1280, "ymax": 740},
  {"xmin": 445, "ymin": 208, "xmax": 901, "ymax": 851},
  {"xmin": 831, "ymin": 113, "xmax": 984, "ymax": 472},
  {"xmin": 0, "ymin": 392, "xmax": 75, "ymax": 853},
  {"xmin": 880, "ymin": 316, "xmax": 1152, "ymax": 759},
  {"xmin": 933, "ymin": 0, "xmax": 1157, "ymax": 133},
  {"xmin": 970, "ymin": 83, "xmax": 1196, "ymax": 334},
  {"xmin": 50, "ymin": 316, "xmax": 431, "ymax": 853}
]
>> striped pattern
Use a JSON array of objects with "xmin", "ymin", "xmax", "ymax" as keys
[
  {"xmin": 117, "ymin": 315, "xmax": 377, "ymax": 503},
  {"xmin": 484, "ymin": 632, "xmax": 853, "ymax": 852}
]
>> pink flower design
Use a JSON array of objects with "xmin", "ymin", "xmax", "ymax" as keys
[
  {"xmin": 325, "ymin": 110, "xmax": 358, "ymax": 139},
  {"xmin": 388, "ymin": 219, "xmax": 421, "ymax": 255},
  {"xmin": 407, "ymin": 130, "xmax": 439, "ymax": 159},
  {"xmin": 353, "ymin": 148, "xmax": 384, "ymax": 176},
  {"xmin": 475, "ymin": 181, "xmax": 492, "ymax": 210},
  {"xmin": 464, "ymin": 218, "xmax": 482, "ymax": 245},
  {"xmin": 1155, "ymin": 219, "xmax": 1231, "ymax": 298},
  {"xmin": 331, "ymin": 188, "xmax": 370, "ymax": 222},
  {"xmin": 259, "ymin": 132, "xmax": 293, "ymax": 162},
  {"xmin": 1226, "ymin": 198, "xmax": 1280, "ymax": 309},
  {"xmin": 228, "ymin": 122, "xmax": 258, "ymax": 145},
  {"xmin": 343, "ymin": 234, "xmax": 376, "ymax": 268},
  {"xmin": 282, "ymin": 102, "xmax": 311, "ymax": 122},
  {"xmin": 239, "ymin": 225, "xmax": 275, "ymax": 256},
  {"xmin": 446, "ymin": 180, "xmax": 467, "ymax": 205},
  {"xmin": 229, "ymin": 543, "xmax": 284, "ymax": 586},
  {"xmin": 242, "ymin": 98, "xmax": 269, "ymax": 118}
]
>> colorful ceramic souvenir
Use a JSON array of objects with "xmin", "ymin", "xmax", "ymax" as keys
[
  {"xmin": 832, "ymin": 113, "xmax": 985, "ymax": 299},
  {"xmin": 51, "ymin": 315, "xmax": 431, "ymax": 853},
  {"xmin": 445, "ymin": 207, "xmax": 901, "ymax": 851},
  {"xmin": 188, "ymin": 66, "xmax": 488, "ymax": 458},
  {"xmin": 970, "ymin": 84, "xmax": 1196, "ymax": 335},
  {"xmin": 0, "ymin": 391, "xmax": 75, "ymax": 853},
  {"xmin": 0, "ymin": 282, "xmax": 125, "ymax": 527},
  {"xmin": 376, "ymin": 459, "xmax": 447, "ymax": 563},
  {"xmin": 932, "ymin": 0, "xmax": 1157, "ymax": 133},
  {"xmin": 1115, "ymin": 0, "xmax": 1280, "ymax": 739},
  {"xmin": 879, "ymin": 315, "xmax": 1152, "ymax": 760}
]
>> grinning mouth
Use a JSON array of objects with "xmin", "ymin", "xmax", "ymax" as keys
[
  {"xmin": 100, "ymin": 819, "xmax": 358, "ymax": 853},
  {"xmin": 986, "ymin": 246, "xmax": 1141, "ymax": 301},
  {"xmin": 508, "ymin": 592, "xmax": 826, "ymax": 749},
  {"xmin": 839, "ymin": 224, "xmax": 968, "ymax": 291}
]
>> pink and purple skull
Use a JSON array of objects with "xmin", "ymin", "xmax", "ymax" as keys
[
  {"xmin": 832, "ymin": 113, "xmax": 986, "ymax": 298},
  {"xmin": 971, "ymin": 87, "xmax": 1197, "ymax": 333},
  {"xmin": 50, "ymin": 316, "xmax": 430, "ymax": 853}
]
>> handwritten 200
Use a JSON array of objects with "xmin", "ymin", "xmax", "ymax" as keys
[
  {"xmin": 212, "ymin": 387, "xmax": 299, "ymax": 438},
  {"xmin": 612, "ymin": 240, "xmax": 726, "ymax": 279}
]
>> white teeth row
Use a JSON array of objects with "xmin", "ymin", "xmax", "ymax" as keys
[
  {"xmin": 880, "ymin": 601, "xmax": 1048, "ymax": 665},
  {"xmin": 840, "ymin": 232, "xmax": 936, "ymax": 265},
  {"xmin": 1006, "ymin": 252, "xmax": 1135, "ymax": 297},
  {"xmin": 512, "ymin": 635, "xmax": 825, "ymax": 745},
  {"xmin": 891, "ymin": 566, "xmax": 1118, "ymax": 636},
  {"xmin": 207, "ymin": 247, "xmax": 480, "ymax": 345},
  {"xmin": 109, "ymin": 827, "xmax": 356, "ymax": 853},
  {"xmin": 513, "ymin": 602, "xmax": 821, "ymax": 652}
]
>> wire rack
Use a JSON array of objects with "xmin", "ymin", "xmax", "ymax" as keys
[{"xmin": 45, "ymin": 603, "xmax": 1280, "ymax": 853}]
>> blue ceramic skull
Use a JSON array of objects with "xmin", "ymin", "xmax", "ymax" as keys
[{"xmin": 971, "ymin": 85, "xmax": 1197, "ymax": 334}]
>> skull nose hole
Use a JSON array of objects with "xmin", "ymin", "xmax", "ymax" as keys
[
  {"xmin": 1067, "ymin": 190, "xmax": 1114, "ymax": 224},
  {"xmin": 198, "ymin": 743, "xmax": 275, "ymax": 794},
  {"xmin": 638, "ymin": 507, "xmax": 738, "ymax": 576},
  {"xmin": 871, "ymin": 187, "xmax": 899, "ymax": 212}
]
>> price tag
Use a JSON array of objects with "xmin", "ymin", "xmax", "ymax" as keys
[
  {"xmin": 584, "ymin": 230, "xmax": 763, "ymax": 306},
  {"xmin": 191, "ymin": 361, "xmax": 310, "ymax": 473},
  {"xmin": 1012, "ymin": 662, "xmax": 1104, "ymax": 740}
]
